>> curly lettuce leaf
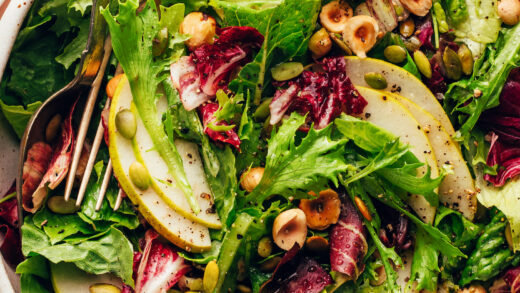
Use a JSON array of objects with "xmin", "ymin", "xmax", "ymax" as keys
[
  {"xmin": 0, "ymin": 100, "xmax": 42, "ymax": 138},
  {"xmin": 210, "ymin": 0, "xmax": 321, "ymax": 104},
  {"xmin": 246, "ymin": 112, "xmax": 349, "ymax": 205},
  {"xmin": 407, "ymin": 227, "xmax": 440, "ymax": 292},
  {"xmin": 102, "ymin": 0, "xmax": 200, "ymax": 212}
]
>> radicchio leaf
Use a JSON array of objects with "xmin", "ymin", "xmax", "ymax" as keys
[
  {"xmin": 379, "ymin": 213, "xmax": 412, "ymax": 252},
  {"xmin": 329, "ymin": 197, "xmax": 368, "ymax": 280},
  {"xmin": 0, "ymin": 186, "xmax": 22, "ymax": 267},
  {"xmin": 504, "ymin": 266, "xmax": 520, "ymax": 293},
  {"xmin": 199, "ymin": 102, "xmax": 241, "ymax": 149},
  {"xmin": 135, "ymin": 230, "xmax": 190, "ymax": 293},
  {"xmin": 269, "ymin": 57, "xmax": 367, "ymax": 129},
  {"xmin": 416, "ymin": 17, "xmax": 434, "ymax": 51},
  {"xmin": 21, "ymin": 142, "xmax": 52, "ymax": 211},
  {"xmin": 26, "ymin": 101, "xmax": 77, "ymax": 213},
  {"xmin": 489, "ymin": 278, "xmax": 511, "ymax": 293},
  {"xmin": 260, "ymin": 244, "xmax": 332, "ymax": 293},
  {"xmin": 170, "ymin": 26, "xmax": 263, "ymax": 110}
]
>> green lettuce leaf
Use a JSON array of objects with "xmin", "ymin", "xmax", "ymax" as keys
[
  {"xmin": 0, "ymin": 100, "xmax": 41, "ymax": 138},
  {"xmin": 408, "ymin": 227, "xmax": 440, "ymax": 292},
  {"xmin": 246, "ymin": 112, "xmax": 349, "ymax": 204},
  {"xmin": 102, "ymin": 0, "xmax": 200, "ymax": 212},
  {"xmin": 211, "ymin": 0, "xmax": 321, "ymax": 104},
  {"xmin": 55, "ymin": 17, "xmax": 90, "ymax": 69},
  {"xmin": 451, "ymin": 0, "xmax": 501, "ymax": 45},
  {"xmin": 477, "ymin": 175, "xmax": 520, "ymax": 252}
]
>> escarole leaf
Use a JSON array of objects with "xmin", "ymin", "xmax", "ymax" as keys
[
  {"xmin": 101, "ymin": 0, "xmax": 200, "ymax": 212},
  {"xmin": 446, "ymin": 23, "xmax": 520, "ymax": 143},
  {"xmin": 246, "ymin": 112, "xmax": 349, "ymax": 205},
  {"xmin": 210, "ymin": 0, "xmax": 321, "ymax": 104}
]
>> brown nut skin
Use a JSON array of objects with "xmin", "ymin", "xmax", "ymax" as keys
[
  {"xmin": 305, "ymin": 236, "xmax": 329, "ymax": 253},
  {"xmin": 458, "ymin": 284, "xmax": 487, "ymax": 293},
  {"xmin": 299, "ymin": 189, "xmax": 341, "ymax": 230},
  {"xmin": 342, "ymin": 15, "xmax": 379, "ymax": 58},
  {"xmin": 309, "ymin": 28, "xmax": 333, "ymax": 58},
  {"xmin": 240, "ymin": 167, "xmax": 264, "ymax": 193},
  {"xmin": 179, "ymin": 12, "xmax": 216, "ymax": 50},
  {"xmin": 498, "ymin": 0, "xmax": 520, "ymax": 25},
  {"xmin": 272, "ymin": 208, "xmax": 307, "ymax": 251},
  {"xmin": 399, "ymin": 0, "xmax": 432, "ymax": 16},
  {"xmin": 106, "ymin": 74, "xmax": 125, "ymax": 99},
  {"xmin": 320, "ymin": 0, "xmax": 354, "ymax": 33}
]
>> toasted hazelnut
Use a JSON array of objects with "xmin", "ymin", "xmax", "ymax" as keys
[
  {"xmin": 342, "ymin": 15, "xmax": 379, "ymax": 58},
  {"xmin": 240, "ymin": 167, "xmax": 264, "ymax": 193},
  {"xmin": 299, "ymin": 189, "xmax": 341, "ymax": 230},
  {"xmin": 320, "ymin": 0, "xmax": 354, "ymax": 33},
  {"xmin": 272, "ymin": 209, "xmax": 307, "ymax": 251},
  {"xmin": 458, "ymin": 284, "xmax": 487, "ymax": 293},
  {"xmin": 498, "ymin": 0, "xmax": 520, "ymax": 25},
  {"xmin": 305, "ymin": 236, "xmax": 329, "ymax": 253},
  {"xmin": 106, "ymin": 74, "xmax": 124, "ymax": 99},
  {"xmin": 179, "ymin": 12, "xmax": 216, "ymax": 50},
  {"xmin": 398, "ymin": 0, "xmax": 432, "ymax": 17}
]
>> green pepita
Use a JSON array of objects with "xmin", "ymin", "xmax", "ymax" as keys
[
  {"xmin": 384, "ymin": 45, "xmax": 407, "ymax": 64},
  {"xmin": 399, "ymin": 19, "xmax": 415, "ymax": 38},
  {"xmin": 152, "ymin": 27, "xmax": 169, "ymax": 57},
  {"xmin": 443, "ymin": 47, "xmax": 462, "ymax": 80},
  {"xmin": 413, "ymin": 50, "xmax": 432, "ymax": 79},
  {"xmin": 308, "ymin": 28, "xmax": 333, "ymax": 58},
  {"xmin": 179, "ymin": 275, "xmax": 203, "ymax": 291},
  {"xmin": 89, "ymin": 283, "xmax": 121, "ymax": 293},
  {"xmin": 433, "ymin": 3, "xmax": 449, "ymax": 33},
  {"xmin": 364, "ymin": 72, "xmax": 388, "ymax": 90},
  {"xmin": 47, "ymin": 196, "xmax": 80, "ymax": 214},
  {"xmin": 203, "ymin": 260, "xmax": 219, "ymax": 293},
  {"xmin": 458, "ymin": 44, "xmax": 474, "ymax": 76},
  {"xmin": 45, "ymin": 114, "xmax": 62, "ymax": 143},
  {"xmin": 129, "ymin": 161, "xmax": 150, "ymax": 190},
  {"xmin": 403, "ymin": 36, "xmax": 421, "ymax": 52},
  {"xmin": 271, "ymin": 62, "xmax": 304, "ymax": 81},
  {"xmin": 115, "ymin": 109, "xmax": 137, "ymax": 139},
  {"xmin": 253, "ymin": 98, "xmax": 273, "ymax": 120},
  {"xmin": 257, "ymin": 236, "xmax": 273, "ymax": 258}
]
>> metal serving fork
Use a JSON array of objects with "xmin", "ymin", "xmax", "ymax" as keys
[{"xmin": 16, "ymin": 0, "xmax": 121, "ymax": 224}]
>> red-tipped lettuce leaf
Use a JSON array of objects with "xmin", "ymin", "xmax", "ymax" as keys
[
  {"xmin": 330, "ymin": 198, "xmax": 368, "ymax": 280},
  {"xmin": 170, "ymin": 56, "xmax": 212, "ymax": 111},
  {"xmin": 199, "ymin": 102, "xmax": 241, "ymax": 149},
  {"xmin": 269, "ymin": 57, "xmax": 367, "ymax": 129},
  {"xmin": 260, "ymin": 244, "xmax": 332, "ymax": 293},
  {"xmin": 484, "ymin": 133, "xmax": 520, "ymax": 187},
  {"xmin": 504, "ymin": 266, "xmax": 520, "ymax": 293},
  {"xmin": 135, "ymin": 230, "xmax": 190, "ymax": 293}
]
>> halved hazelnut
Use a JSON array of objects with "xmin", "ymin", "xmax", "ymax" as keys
[
  {"xmin": 320, "ymin": 0, "xmax": 354, "ymax": 33},
  {"xmin": 272, "ymin": 209, "xmax": 307, "ymax": 251},
  {"xmin": 305, "ymin": 235, "xmax": 329, "ymax": 253},
  {"xmin": 399, "ymin": 0, "xmax": 432, "ymax": 17},
  {"xmin": 342, "ymin": 15, "xmax": 379, "ymax": 58},
  {"xmin": 299, "ymin": 189, "xmax": 341, "ymax": 230}
]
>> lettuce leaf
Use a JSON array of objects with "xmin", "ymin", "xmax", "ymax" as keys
[
  {"xmin": 210, "ymin": 0, "xmax": 321, "ymax": 104},
  {"xmin": 246, "ymin": 112, "xmax": 349, "ymax": 205},
  {"xmin": 451, "ymin": 0, "xmax": 501, "ymax": 45},
  {"xmin": 0, "ymin": 101, "xmax": 42, "ymax": 138},
  {"xmin": 408, "ymin": 227, "xmax": 440, "ymax": 292}
]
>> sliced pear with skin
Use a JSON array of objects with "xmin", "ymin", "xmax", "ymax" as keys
[
  {"xmin": 51, "ymin": 262, "xmax": 122, "ymax": 293},
  {"xmin": 109, "ymin": 76, "xmax": 211, "ymax": 252},
  {"xmin": 389, "ymin": 92, "xmax": 477, "ymax": 220},
  {"xmin": 345, "ymin": 56, "xmax": 456, "ymax": 136},
  {"xmin": 355, "ymin": 86, "xmax": 439, "ymax": 224}
]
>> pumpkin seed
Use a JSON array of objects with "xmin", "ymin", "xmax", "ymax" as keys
[
  {"xmin": 179, "ymin": 276, "xmax": 203, "ymax": 291},
  {"xmin": 364, "ymin": 72, "xmax": 388, "ymax": 89},
  {"xmin": 399, "ymin": 19, "xmax": 415, "ymax": 38},
  {"xmin": 384, "ymin": 45, "xmax": 407, "ymax": 64},
  {"xmin": 45, "ymin": 114, "xmax": 62, "ymax": 143},
  {"xmin": 260, "ymin": 256, "xmax": 282, "ymax": 272},
  {"xmin": 257, "ymin": 236, "xmax": 273, "ymax": 258},
  {"xmin": 433, "ymin": 3, "xmax": 449, "ymax": 33},
  {"xmin": 253, "ymin": 98, "xmax": 273, "ymax": 120},
  {"xmin": 308, "ymin": 28, "xmax": 333, "ymax": 58},
  {"xmin": 47, "ymin": 196, "xmax": 80, "ymax": 214},
  {"xmin": 152, "ymin": 27, "xmax": 169, "ymax": 57},
  {"xmin": 443, "ymin": 47, "xmax": 462, "ymax": 80},
  {"xmin": 115, "ymin": 109, "xmax": 137, "ymax": 139},
  {"xmin": 203, "ymin": 260, "xmax": 219, "ymax": 293},
  {"xmin": 458, "ymin": 44, "xmax": 474, "ymax": 76},
  {"xmin": 271, "ymin": 62, "xmax": 304, "ymax": 81},
  {"xmin": 89, "ymin": 283, "xmax": 121, "ymax": 293},
  {"xmin": 403, "ymin": 36, "xmax": 421, "ymax": 52},
  {"xmin": 129, "ymin": 161, "xmax": 150, "ymax": 190},
  {"xmin": 413, "ymin": 50, "xmax": 432, "ymax": 79}
]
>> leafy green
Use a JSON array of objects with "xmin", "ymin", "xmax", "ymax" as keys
[
  {"xmin": 408, "ymin": 227, "xmax": 440, "ymax": 292},
  {"xmin": 179, "ymin": 240, "xmax": 222, "ymax": 264},
  {"xmin": 450, "ymin": 0, "xmax": 501, "ymax": 45},
  {"xmin": 441, "ymin": 0, "xmax": 468, "ymax": 25},
  {"xmin": 16, "ymin": 255, "xmax": 49, "ymax": 279},
  {"xmin": 446, "ymin": 23, "xmax": 520, "ymax": 142},
  {"xmin": 213, "ymin": 90, "xmax": 244, "ymax": 123},
  {"xmin": 20, "ymin": 274, "xmax": 51, "ymax": 293},
  {"xmin": 477, "ymin": 175, "xmax": 520, "ymax": 252},
  {"xmin": 460, "ymin": 209, "xmax": 520, "ymax": 286},
  {"xmin": 55, "ymin": 18, "xmax": 90, "ymax": 69},
  {"xmin": 246, "ymin": 112, "xmax": 349, "ymax": 204},
  {"xmin": 211, "ymin": 0, "xmax": 321, "ymax": 104},
  {"xmin": 21, "ymin": 217, "xmax": 135, "ymax": 287},
  {"xmin": 368, "ymin": 32, "xmax": 420, "ymax": 78},
  {"xmin": 249, "ymin": 267, "xmax": 271, "ymax": 293},
  {"xmin": 102, "ymin": 0, "xmax": 200, "ymax": 212},
  {"xmin": 0, "ymin": 101, "xmax": 42, "ymax": 138}
]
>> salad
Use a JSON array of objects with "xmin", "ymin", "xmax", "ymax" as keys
[{"xmin": 1, "ymin": 0, "xmax": 520, "ymax": 292}]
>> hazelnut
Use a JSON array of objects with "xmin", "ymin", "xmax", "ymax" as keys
[{"xmin": 272, "ymin": 209, "xmax": 307, "ymax": 251}]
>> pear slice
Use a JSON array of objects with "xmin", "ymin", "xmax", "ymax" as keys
[
  {"xmin": 389, "ymin": 92, "xmax": 477, "ymax": 220},
  {"xmin": 51, "ymin": 262, "xmax": 122, "ymax": 293},
  {"xmin": 356, "ymin": 86, "xmax": 438, "ymax": 224},
  {"xmin": 109, "ymin": 76, "xmax": 212, "ymax": 252},
  {"xmin": 345, "ymin": 56, "xmax": 456, "ymax": 136}
]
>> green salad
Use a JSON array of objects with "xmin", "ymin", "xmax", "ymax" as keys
[{"xmin": 2, "ymin": 0, "xmax": 520, "ymax": 292}]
